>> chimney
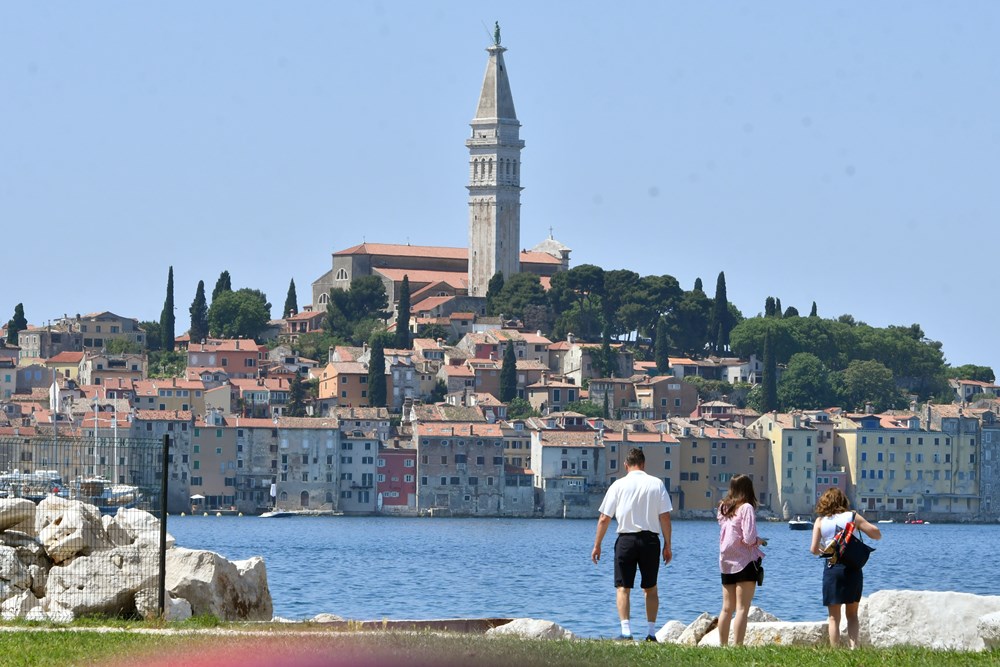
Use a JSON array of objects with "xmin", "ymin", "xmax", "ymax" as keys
[{"xmin": 567, "ymin": 332, "xmax": 575, "ymax": 345}]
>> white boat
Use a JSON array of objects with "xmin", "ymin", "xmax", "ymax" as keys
[
  {"xmin": 877, "ymin": 519, "xmax": 894, "ymax": 524},
  {"xmin": 260, "ymin": 509, "xmax": 342, "ymax": 518},
  {"xmin": 788, "ymin": 516, "xmax": 812, "ymax": 530}
]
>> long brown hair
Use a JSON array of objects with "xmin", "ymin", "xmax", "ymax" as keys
[
  {"xmin": 719, "ymin": 474, "xmax": 757, "ymax": 518},
  {"xmin": 815, "ymin": 487, "xmax": 850, "ymax": 517}
]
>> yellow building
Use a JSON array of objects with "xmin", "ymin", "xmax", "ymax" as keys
[{"xmin": 750, "ymin": 412, "xmax": 820, "ymax": 517}]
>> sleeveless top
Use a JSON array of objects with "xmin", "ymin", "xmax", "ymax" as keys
[{"xmin": 818, "ymin": 510, "xmax": 854, "ymax": 550}]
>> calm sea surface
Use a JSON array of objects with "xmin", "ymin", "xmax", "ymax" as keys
[{"xmin": 168, "ymin": 516, "xmax": 1000, "ymax": 638}]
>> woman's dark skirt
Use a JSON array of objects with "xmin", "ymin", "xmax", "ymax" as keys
[{"xmin": 822, "ymin": 562, "xmax": 863, "ymax": 606}]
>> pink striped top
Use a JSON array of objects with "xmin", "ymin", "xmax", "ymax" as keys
[{"xmin": 718, "ymin": 502, "xmax": 765, "ymax": 574}]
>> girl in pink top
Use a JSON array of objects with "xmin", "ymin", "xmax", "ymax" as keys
[{"xmin": 717, "ymin": 474, "xmax": 765, "ymax": 646}]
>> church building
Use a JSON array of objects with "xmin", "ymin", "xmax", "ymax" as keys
[{"xmin": 311, "ymin": 30, "xmax": 570, "ymax": 316}]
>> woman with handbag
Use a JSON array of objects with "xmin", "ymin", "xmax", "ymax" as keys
[
  {"xmin": 717, "ymin": 474, "xmax": 766, "ymax": 646},
  {"xmin": 809, "ymin": 488, "xmax": 882, "ymax": 648}
]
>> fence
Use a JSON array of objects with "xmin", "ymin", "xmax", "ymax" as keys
[{"xmin": 0, "ymin": 432, "xmax": 168, "ymax": 618}]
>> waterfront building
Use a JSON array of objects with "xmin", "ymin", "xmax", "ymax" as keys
[
  {"xmin": 130, "ymin": 409, "xmax": 194, "ymax": 514},
  {"xmin": 972, "ymin": 407, "xmax": 1000, "ymax": 516},
  {"xmin": 377, "ymin": 439, "xmax": 417, "ymax": 515},
  {"xmin": 603, "ymin": 421, "xmax": 679, "ymax": 495},
  {"xmin": 338, "ymin": 426, "xmax": 378, "ymax": 514},
  {"xmin": 920, "ymin": 404, "xmax": 981, "ymax": 515},
  {"xmin": 415, "ymin": 421, "xmax": 506, "ymax": 516},
  {"xmin": 529, "ymin": 426, "xmax": 604, "ymax": 518},
  {"xmin": 750, "ymin": 412, "xmax": 819, "ymax": 517}
]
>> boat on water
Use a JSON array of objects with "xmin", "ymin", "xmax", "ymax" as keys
[
  {"xmin": 72, "ymin": 477, "xmax": 142, "ymax": 515},
  {"xmin": 788, "ymin": 516, "xmax": 812, "ymax": 530},
  {"xmin": 0, "ymin": 470, "xmax": 68, "ymax": 502},
  {"xmin": 260, "ymin": 509, "xmax": 342, "ymax": 518},
  {"xmin": 877, "ymin": 519, "xmax": 895, "ymax": 524},
  {"xmin": 904, "ymin": 512, "xmax": 929, "ymax": 525}
]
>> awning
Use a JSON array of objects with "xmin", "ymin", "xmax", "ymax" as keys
[{"xmin": 190, "ymin": 494, "xmax": 206, "ymax": 500}]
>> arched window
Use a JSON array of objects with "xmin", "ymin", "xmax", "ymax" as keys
[
  {"xmin": 505, "ymin": 159, "xmax": 511, "ymax": 176},
  {"xmin": 335, "ymin": 268, "xmax": 348, "ymax": 280},
  {"xmin": 325, "ymin": 491, "xmax": 334, "ymax": 503},
  {"xmin": 488, "ymin": 159, "xmax": 493, "ymax": 179},
  {"xmin": 474, "ymin": 160, "xmax": 480, "ymax": 179},
  {"xmin": 318, "ymin": 292, "xmax": 329, "ymax": 305},
  {"xmin": 300, "ymin": 491, "xmax": 310, "ymax": 508},
  {"xmin": 279, "ymin": 491, "xmax": 288, "ymax": 501}
]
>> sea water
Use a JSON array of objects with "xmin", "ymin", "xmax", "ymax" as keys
[{"xmin": 168, "ymin": 515, "xmax": 1000, "ymax": 638}]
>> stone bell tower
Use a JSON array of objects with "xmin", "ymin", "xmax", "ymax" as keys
[{"xmin": 467, "ymin": 24, "xmax": 523, "ymax": 297}]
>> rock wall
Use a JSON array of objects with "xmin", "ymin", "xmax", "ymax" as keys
[{"xmin": 0, "ymin": 496, "xmax": 272, "ymax": 623}]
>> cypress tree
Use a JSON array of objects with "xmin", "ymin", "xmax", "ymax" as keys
[
  {"xmin": 710, "ymin": 271, "xmax": 730, "ymax": 353},
  {"xmin": 394, "ymin": 275, "xmax": 411, "ymax": 350},
  {"xmin": 485, "ymin": 272, "xmax": 505, "ymax": 316},
  {"xmin": 499, "ymin": 341, "xmax": 517, "ymax": 402},
  {"xmin": 762, "ymin": 329, "xmax": 778, "ymax": 412},
  {"xmin": 367, "ymin": 336, "xmax": 387, "ymax": 407},
  {"xmin": 212, "ymin": 270, "xmax": 232, "ymax": 301},
  {"xmin": 764, "ymin": 296, "xmax": 776, "ymax": 318},
  {"xmin": 159, "ymin": 267, "xmax": 175, "ymax": 352},
  {"xmin": 774, "ymin": 298, "xmax": 783, "ymax": 318},
  {"xmin": 189, "ymin": 280, "xmax": 208, "ymax": 344},
  {"xmin": 654, "ymin": 317, "xmax": 670, "ymax": 373},
  {"xmin": 694, "ymin": 277, "xmax": 703, "ymax": 292},
  {"xmin": 6, "ymin": 303, "xmax": 27, "ymax": 345},
  {"xmin": 288, "ymin": 374, "xmax": 307, "ymax": 417},
  {"xmin": 810, "ymin": 301, "xmax": 818, "ymax": 317},
  {"xmin": 283, "ymin": 279, "xmax": 298, "ymax": 318}
]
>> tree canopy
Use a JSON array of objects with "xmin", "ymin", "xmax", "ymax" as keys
[
  {"xmin": 207, "ymin": 288, "xmax": 271, "ymax": 340},
  {"xmin": 6, "ymin": 303, "xmax": 27, "ymax": 345}
]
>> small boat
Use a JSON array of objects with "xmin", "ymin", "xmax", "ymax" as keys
[
  {"xmin": 260, "ymin": 509, "xmax": 342, "ymax": 518},
  {"xmin": 789, "ymin": 516, "xmax": 812, "ymax": 530},
  {"xmin": 877, "ymin": 519, "xmax": 894, "ymax": 524},
  {"xmin": 73, "ymin": 477, "xmax": 142, "ymax": 515},
  {"xmin": 904, "ymin": 513, "xmax": 926, "ymax": 525}
]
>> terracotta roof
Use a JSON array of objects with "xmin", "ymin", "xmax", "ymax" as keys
[
  {"xmin": 46, "ymin": 351, "xmax": 84, "ymax": 364},
  {"xmin": 331, "ymin": 242, "xmax": 563, "ymax": 267},
  {"xmin": 187, "ymin": 339, "xmax": 266, "ymax": 353},
  {"xmin": 411, "ymin": 296, "xmax": 455, "ymax": 314},
  {"xmin": 134, "ymin": 410, "xmax": 194, "ymax": 421},
  {"xmin": 375, "ymin": 267, "xmax": 468, "ymax": 289},
  {"xmin": 537, "ymin": 431, "xmax": 603, "ymax": 448},
  {"xmin": 416, "ymin": 422, "xmax": 503, "ymax": 437}
]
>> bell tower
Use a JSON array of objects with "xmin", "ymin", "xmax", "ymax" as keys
[{"xmin": 467, "ymin": 25, "xmax": 523, "ymax": 297}]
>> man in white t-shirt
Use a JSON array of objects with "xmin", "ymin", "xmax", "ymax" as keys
[{"xmin": 591, "ymin": 447, "xmax": 673, "ymax": 641}]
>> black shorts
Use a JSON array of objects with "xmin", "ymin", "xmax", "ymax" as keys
[
  {"xmin": 613, "ymin": 531, "xmax": 660, "ymax": 589},
  {"xmin": 721, "ymin": 559, "xmax": 759, "ymax": 585}
]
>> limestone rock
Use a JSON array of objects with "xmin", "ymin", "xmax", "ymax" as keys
[
  {"xmin": 486, "ymin": 618, "xmax": 575, "ymax": 640},
  {"xmin": 165, "ymin": 548, "xmax": 273, "ymax": 621},
  {"xmin": 865, "ymin": 590, "xmax": 1000, "ymax": 651},
  {"xmin": 655, "ymin": 619, "xmax": 686, "ymax": 643},
  {"xmin": 37, "ymin": 499, "xmax": 113, "ymax": 563},
  {"xmin": 135, "ymin": 588, "xmax": 192, "ymax": 622},
  {"xmin": 108, "ymin": 508, "xmax": 175, "ymax": 550},
  {"xmin": 44, "ymin": 546, "xmax": 154, "ymax": 616},
  {"xmin": 0, "ymin": 545, "xmax": 32, "ymax": 593},
  {"xmin": 677, "ymin": 612, "xmax": 718, "ymax": 646},
  {"xmin": 0, "ymin": 499, "xmax": 36, "ymax": 533},
  {"xmin": 747, "ymin": 606, "xmax": 780, "ymax": 623},
  {"xmin": 25, "ymin": 605, "xmax": 74, "ymax": 623},
  {"xmin": 978, "ymin": 611, "xmax": 1000, "ymax": 650},
  {"xmin": 1, "ymin": 590, "xmax": 40, "ymax": 620},
  {"xmin": 312, "ymin": 612, "xmax": 345, "ymax": 623},
  {"xmin": 700, "ymin": 621, "xmax": 827, "ymax": 647}
]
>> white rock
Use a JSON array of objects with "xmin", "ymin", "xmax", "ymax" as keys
[
  {"xmin": 37, "ymin": 500, "xmax": 113, "ymax": 563},
  {"xmin": 700, "ymin": 621, "xmax": 827, "ymax": 647},
  {"xmin": 486, "ymin": 618, "xmax": 575, "ymax": 640},
  {"xmin": 165, "ymin": 548, "xmax": 273, "ymax": 621},
  {"xmin": 312, "ymin": 612, "xmax": 345, "ymax": 623},
  {"xmin": 44, "ymin": 546, "xmax": 154, "ymax": 616},
  {"xmin": 677, "ymin": 612, "xmax": 717, "ymax": 646},
  {"xmin": 747, "ymin": 606, "xmax": 780, "ymax": 623},
  {"xmin": 864, "ymin": 590, "xmax": 1000, "ymax": 651},
  {"xmin": 134, "ymin": 588, "xmax": 192, "ymax": 622},
  {"xmin": 978, "ymin": 611, "xmax": 1000, "ymax": 650},
  {"xmin": 110, "ymin": 508, "xmax": 175, "ymax": 549},
  {"xmin": 0, "ymin": 545, "xmax": 32, "ymax": 592},
  {"xmin": 1, "ymin": 590, "xmax": 40, "ymax": 620},
  {"xmin": 0, "ymin": 499, "xmax": 36, "ymax": 532},
  {"xmin": 655, "ymin": 619, "xmax": 686, "ymax": 643}
]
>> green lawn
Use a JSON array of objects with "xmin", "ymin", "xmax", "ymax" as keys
[{"xmin": 0, "ymin": 629, "xmax": 996, "ymax": 667}]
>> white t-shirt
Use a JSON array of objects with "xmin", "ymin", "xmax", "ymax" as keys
[{"xmin": 598, "ymin": 469, "xmax": 673, "ymax": 534}]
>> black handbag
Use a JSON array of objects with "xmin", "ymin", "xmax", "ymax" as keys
[
  {"xmin": 831, "ymin": 511, "xmax": 875, "ymax": 569},
  {"xmin": 753, "ymin": 557, "xmax": 764, "ymax": 586}
]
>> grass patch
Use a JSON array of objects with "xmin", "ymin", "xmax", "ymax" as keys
[{"xmin": 0, "ymin": 628, "xmax": 996, "ymax": 666}]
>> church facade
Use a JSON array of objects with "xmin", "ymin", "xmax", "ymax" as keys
[{"xmin": 311, "ymin": 34, "xmax": 570, "ymax": 315}]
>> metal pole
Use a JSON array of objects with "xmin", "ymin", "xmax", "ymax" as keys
[{"xmin": 158, "ymin": 433, "xmax": 169, "ymax": 618}]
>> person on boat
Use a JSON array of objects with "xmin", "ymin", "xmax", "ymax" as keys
[
  {"xmin": 717, "ymin": 474, "xmax": 765, "ymax": 646},
  {"xmin": 809, "ymin": 488, "xmax": 882, "ymax": 648},
  {"xmin": 591, "ymin": 447, "xmax": 673, "ymax": 642}
]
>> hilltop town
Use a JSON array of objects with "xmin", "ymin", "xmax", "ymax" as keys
[{"xmin": 2, "ymin": 34, "xmax": 998, "ymax": 523}]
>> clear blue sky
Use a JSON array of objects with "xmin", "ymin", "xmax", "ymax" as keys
[{"xmin": 3, "ymin": 3, "xmax": 998, "ymax": 371}]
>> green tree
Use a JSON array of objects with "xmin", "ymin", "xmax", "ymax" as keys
[
  {"xmin": 566, "ymin": 400, "xmax": 604, "ymax": 418},
  {"xmin": 654, "ymin": 317, "xmax": 670, "ymax": 373},
  {"xmin": 499, "ymin": 341, "xmax": 517, "ymax": 402},
  {"xmin": 778, "ymin": 352, "xmax": 834, "ymax": 410},
  {"xmin": 189, "ymin": 280, "xmax": 209, "ymax": 344},
  {"xmin": 428, "ymin": 379, "xmax": 448, "ymax": 403},
  {"xmin": 148, "ymin": 350, "xmax": 187, "ymax": 378},
  {"xmin": 485, "ymin": 272, "xmax": 505, "ymax": 316},
  {"xmin": 694, "ymin": 277, "xmax": 703, "ymax": 291},
  {"xmin": 507, "ymin": 397, "xmax": 540, "ymax": 419},
  {"xmin": 207, "ymin": 289, "xmax": 271, "ymax": 340},
  {"xmin": 394, "ymin": 275, "xmax": 411, "ymax": 350},
  {"xmin": 350, "ymin": 276, "xmax": 389, "ymax": 321},
  {"xmin": 810, "ymin": 301, "xmax": 818, "ymax": 317},
  {"xmin": 294, "ymin": 331, "xmax": 341, "ymax": 366},
  {"xmin": 159, "ymin": 266, "xmax": 175, "ymax": 352},
  {"xmin": 761, "ymin": 329, "xmax": 778, "ymax": 412},
  {"xmin": 764, "ymin": 296, "xmax": 777, "ymax": 318},
  {"xmin": 835, "ymin": 359, "xmax": 906, "ymax": 412},
  {"xmin": 710, "ymin": 271, "xmax": 731, "ymax": 353},
  {"xmin": 283, "ymin": 279, "xmax": 298, "ymax": 318},
  {"xmin": 212, "ymin": 271, "xmax": 232, "ymax": 301},
  {"xmin": 947, "ymin": 364, "xmax": 995, "ymax": 383},
  {"xmin": 6, "ymin": 303, "xmax": 27, "ymax": 345},
  {"xmin": 367, "ymin": 336, "xmax": 387, "ymax": 407},
  {"xmin": 783, "ymin": 306, "xmax": 800, "ymax": 318},
  {"xmin": 492, "ymin": 273, "xmax": 547, "ymax": 323},
  {"xmin": 106, "ymin": 338, "xmax": 142, "ymax": 355},
  {"xmin": 140, "ymin": 320, "xmax": 161, "ymax": 352},
  {"xmin": 287, "ymin": 373, "xmax": 307, "ymax": 417},
  {"xmin": 666, "ymin": 288, "xmax": 711, "ymax": 357}
]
